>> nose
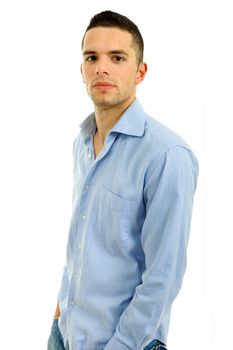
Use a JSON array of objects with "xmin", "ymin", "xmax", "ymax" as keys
[{"xmin": 95, "ymin": 56, "xmax": 109, "ymax": 76}]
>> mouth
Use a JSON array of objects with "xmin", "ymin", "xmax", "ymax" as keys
[{"xmin": 93, "ymin": 81, "xmax": 116, "ymax": 90}]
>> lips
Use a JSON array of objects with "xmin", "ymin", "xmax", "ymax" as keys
[{"xmin": 93, "ymin": 81, "xmax": 115, "ymax": 87}]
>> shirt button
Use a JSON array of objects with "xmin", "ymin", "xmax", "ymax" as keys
[
  {"xmin": 78, "ymin": 242, "xmax": 82, "ymax": 249},
  {"xmin": 87, "ymin": 151, "xmax": 92, "ymax": 159},
  {"xmin": 70, "ymin": 300, "xmax": 75, "ymax": 306},
  {"xmin": 86, "ymin": 184, "xmax": 90, "ymax": 190},
  {"xmin": 73, "ymin": 272, "xmax": 78, "ymax": 279},
  {"xmin": 82, "ymin": 213, "xmax": 86, "ymax": 220}
]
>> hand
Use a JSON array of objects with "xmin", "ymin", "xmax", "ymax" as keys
[{"xmin": 54, "ymin": 302, "xmax": 61, "ymax": 319}]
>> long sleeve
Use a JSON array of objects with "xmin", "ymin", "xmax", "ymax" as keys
[{"xmin": 104, "ymin": 146, "xmax": 198, "ymax": 350}]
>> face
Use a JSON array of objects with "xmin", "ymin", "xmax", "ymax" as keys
[{"xmin": 81, "ymin": 27, "xmax": 147, "ymax": 109}]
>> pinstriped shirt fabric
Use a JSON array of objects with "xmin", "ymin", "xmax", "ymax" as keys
[{"xmin": 57, "ymin": 99, "xmax": 198, "ymax": 350}]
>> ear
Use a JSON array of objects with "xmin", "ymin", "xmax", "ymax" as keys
[
  {"xmin": 135, "ymin": 62, "xmax": 148, "ymax": 85},
  {"xmin": 80, "ymin": 64, "xmax": 85, "ymax": 83}
]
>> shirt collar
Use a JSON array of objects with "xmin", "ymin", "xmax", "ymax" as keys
[{"xmin": 79, "ymin": 99, "xmax": 146, "ymax": 140}]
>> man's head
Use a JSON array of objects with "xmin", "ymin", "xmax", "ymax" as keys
[
  {"xmin": 81, "ymin": 11, "xmax": 147, "ymax": 110},
  {"xmin": 82, "ymin": 10, "xmax": 144, "ymax": 65}
]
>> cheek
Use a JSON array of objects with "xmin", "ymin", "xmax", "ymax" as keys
[
  {"xmin": 82, "ymin": 66, "xmax": 93, "ymax": 81},
  {"xmin": 120, "ymin": 72, "xmax": 137, "ymax": 87}
]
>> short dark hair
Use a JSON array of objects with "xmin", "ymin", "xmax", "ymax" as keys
[{"xmin": 82, "ymin": 10, "xmax": 144, "ymax": 63}]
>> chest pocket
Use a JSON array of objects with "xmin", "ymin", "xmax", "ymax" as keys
[{"xmin": 93, "ymin": 186, "xmax": 135, "ymax": 251}]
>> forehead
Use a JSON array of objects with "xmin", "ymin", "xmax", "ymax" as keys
[{"xmin": 83, "ymin": 27, "xmax": 134, "ymax": 53}]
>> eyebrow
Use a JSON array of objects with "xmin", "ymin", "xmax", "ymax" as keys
[{"xmin": 83, "ymin": 50, "xmax": 129, "ymax": 56}]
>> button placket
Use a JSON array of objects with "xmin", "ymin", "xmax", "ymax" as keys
[
  {"xmin": 81, "ymin": 213, "xmax": 86, "ymax": 220},
  {"xmin": 73, "ymin": 272, "xmax": 78, "ymax": 279},
  {"xmin": 87, "ymin": 150, "xmax": 92, "ymax": 159}
]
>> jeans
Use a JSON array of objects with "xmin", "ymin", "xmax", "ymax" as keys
[
  {"xmin": 47, "ymin": 319, "xmax": 67, "ymax": 350},
  {"xmin": 144, "ymin": 339, "xmax": 168, "ymax": 350}
]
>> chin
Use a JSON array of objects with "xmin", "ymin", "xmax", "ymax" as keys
[{"xmin": 92, "ymin": 97, "xmax": 117, "ymax": 107}]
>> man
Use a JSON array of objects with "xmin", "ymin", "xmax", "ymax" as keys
[{"xmin": 48, "ymin": 10, "xmax": 198, "ymax": 350}]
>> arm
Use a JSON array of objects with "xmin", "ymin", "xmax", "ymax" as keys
[
  {"xmin": 104, "ymin": 146, "xmax": 198, "ymax": 350},
  {"xmin": 53, "ymin": 137, "xmax": 79, "ymax": 321}
]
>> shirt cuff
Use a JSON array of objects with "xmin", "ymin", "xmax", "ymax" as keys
[
  {"xmin": 104, "ymin": 336, "xmax": 165, "ymax": 350},
  {"xmin": 103, "ymin": 336, "xmax": 130, "ymax": 350}
]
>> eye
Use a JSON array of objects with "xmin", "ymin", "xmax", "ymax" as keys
[
  {"xmin": 86, "ymin": 55, "xmax": 97, "ymax": 62},
  {"xmin": 112, "ymin": 55, "xmax": 126, "ymax": 63}
]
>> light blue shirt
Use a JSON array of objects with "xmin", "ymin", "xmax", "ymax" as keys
[{"xmin": 58, "ymin": 99, "xmax": 198, "ymax": 350}]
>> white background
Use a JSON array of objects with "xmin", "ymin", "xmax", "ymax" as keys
[{"xmin": 0, "ymin": 1, "xmax": 232, "ymax": 349}]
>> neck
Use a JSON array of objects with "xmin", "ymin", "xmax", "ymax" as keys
[{"xmin": 94, "ymin": 97, "xmax": 136, "ymax": 143}]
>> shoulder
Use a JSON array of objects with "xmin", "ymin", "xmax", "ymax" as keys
[
  {"xmin": 141, "ymin": 113, "xmax": 199, "ymax": 176},
  {"xmin": 72, "ymin": 133, "xmax": 81, "ymax": 156},
  {"xmin": 144, "ymin": 114, "xmax": 189, "ymax": 151}
]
